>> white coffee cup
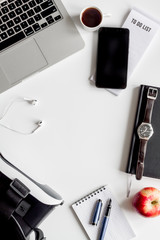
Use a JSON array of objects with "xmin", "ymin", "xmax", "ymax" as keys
[{"xmin": 80, "ymin": 6, "xmax": 111, "ymax": 32}]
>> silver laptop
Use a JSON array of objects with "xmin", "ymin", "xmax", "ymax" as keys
[{"xmin": 0, "ymin": 0, "xmax": 84, "ymax": 94}]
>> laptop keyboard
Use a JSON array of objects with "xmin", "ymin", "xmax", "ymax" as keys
[{"xmin": 0, "ymin": 0, "xmax": 63, "ymax": 51}]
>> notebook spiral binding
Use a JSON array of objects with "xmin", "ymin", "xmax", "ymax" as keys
[{"xmin": 75, "ymin": 186, "xmax": 106, "ymax": 206}]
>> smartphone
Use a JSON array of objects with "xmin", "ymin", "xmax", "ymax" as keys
[{"xmin": 95, "ymin": 27, "xmax": 129, "ymax": 89}]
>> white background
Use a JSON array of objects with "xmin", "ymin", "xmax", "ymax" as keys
[{"xmin": 0, "ymin": 0, "xmax": 160, "ymax": 239}]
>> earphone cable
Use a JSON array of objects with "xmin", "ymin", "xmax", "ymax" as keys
[
  {"xmin": 0, "ymin": 97, "xmax": 26, "ymax": 121},
  {"xmin": 0, "ymin": 122, "xmax": 34, "ymax": 135},
  {"xmin": 0, "ymin": 97, "xmax": 41, "ymax": 135}
]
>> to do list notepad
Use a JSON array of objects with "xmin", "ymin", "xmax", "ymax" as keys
[
  {"xmin": 108, "ymin": 8, "xmax": 160, "ymax": 96},
  {"xmin": 72, "ymin": 186, "xmax": 135, "ymax": 240}
]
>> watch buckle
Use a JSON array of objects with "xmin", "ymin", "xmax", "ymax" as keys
[{"xmin": 147, "ymin": 87, "xmax": 158, "ymax": 100}]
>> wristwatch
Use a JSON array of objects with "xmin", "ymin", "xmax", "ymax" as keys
[{"xmin": 136, "ymin": 87, "xmax": 158, "ymax": 180}]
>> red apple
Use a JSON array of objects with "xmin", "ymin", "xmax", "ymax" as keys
[{"xmin": 132, "ymin": 187, "xmax": 160, "ymax": 217}]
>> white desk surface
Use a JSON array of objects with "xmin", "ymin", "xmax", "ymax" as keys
[{"xmin": 0, "ymin": 0, "xmax": 160, "ymax": 239}]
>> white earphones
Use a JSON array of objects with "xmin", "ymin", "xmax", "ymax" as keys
[
  {"xmin": 31, "ymin": 120, "xmax": 43, "ymax": 134},
  {"xmin": 23, "ymin": 98, "xmax": 38, "ymax": 106},
  {"xmin": 0, "ymin": 97, "xmax": 43, "ymax": 135}
]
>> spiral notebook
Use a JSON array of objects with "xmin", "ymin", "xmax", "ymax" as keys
[{"xmin": 72, "ymin": 186, "xmax": 135, "ymax": 240}]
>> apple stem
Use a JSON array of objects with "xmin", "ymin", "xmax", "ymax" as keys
[{"xmin": 151, "ymin": 200, "xmax": 158, "ymax": 205}]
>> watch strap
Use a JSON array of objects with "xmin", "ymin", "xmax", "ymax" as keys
[
  {"xmin": 136, "ymin": 139, "xmax": 147, "ymax": 180},
  {"xmin": 143, "ymin": 87, "xmax": 158, "ymax": 123},
  {"xmin": 143, "ymin": 98, "xmax": 155, "ymax": 123}
]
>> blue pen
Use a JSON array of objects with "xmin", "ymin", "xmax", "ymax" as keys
[
  {"xmin": 92, "ymin": 199, "xmax": 102, "ymax": 225},
  {"xmin": 99, "ymin": 199, "xmax": 112, "ymax": 240}
]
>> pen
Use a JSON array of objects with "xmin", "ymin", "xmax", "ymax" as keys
[
  {"xmin": 91, "ymin": 199, "xmax": 102, "ymax": 225},
  {"xmin": 99, "ymin": 199, "xmax": 112, "ymax": 240}
]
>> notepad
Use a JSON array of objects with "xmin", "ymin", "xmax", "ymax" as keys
[
  {"xmin": 108, "ymin": 8, "xmax": 160, "ymax": 96},
  {"xmin": 72, "ymin": 186, "xmax": 135, "ymax": 240}
]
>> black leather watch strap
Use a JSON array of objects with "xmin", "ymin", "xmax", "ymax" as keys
[
  {"xmin": 143, "ymin": 98, "xmax": 155, "ymax": 123},
  {"xmin": 144, "ymin": 87, "xmax": 158, "ymax": 123},
  {"xmin": 136, "ymin": 139, "xmax": 147, "ymax": 180}
]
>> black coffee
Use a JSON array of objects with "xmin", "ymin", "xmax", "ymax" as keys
[{"xmin": 82, "ymin": 8, "xmax": 102, "ymax": 28}]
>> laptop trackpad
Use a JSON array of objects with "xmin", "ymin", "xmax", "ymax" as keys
[{"xmin": 0, "ymin": 39, "xmax": 48, "ymax": 84}]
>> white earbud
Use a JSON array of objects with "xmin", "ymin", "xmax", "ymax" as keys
[
  {"xmin": 0, "ymin": 97, "xmax": 42, "ymax": 135},
  {"xmin": 31, "ymin": 121, "xmax": 43, "ymax": 134},
  {"xmin": 23, "ymin": 98, "xmax": 38, "ymax": 105}
]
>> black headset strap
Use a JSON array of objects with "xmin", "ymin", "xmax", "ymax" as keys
[
  {"xmin": 11, "ymin": 216, "xmax": 46, "ymax": 240},
  {"xmin": 0, "ymin": 173, "xmax": 46, "ymax": 240},
  {"xmin": 0, "ymin": 178, "xmax": 30, "ymax": 220}
]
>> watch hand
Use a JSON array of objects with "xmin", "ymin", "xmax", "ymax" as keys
[{"xmin": 142, "ymin": 127, "xmax": 147, "ymax": 133}]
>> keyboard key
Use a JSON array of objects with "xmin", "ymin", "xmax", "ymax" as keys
[
  {"xmin": 36, "ymin": 0, "xmax": 43, "ymax": 4},
  {"xmin": 27, "ymin": 9, "xmax": 34, "ymax": 17},
  {"xmin": 15, "ymin": 0, "xmax": 23, "ymax": 7},
  {"xmin": 46, "ymin": 15, "xmax": 54, "ymax": 24},
  {"xmin": 1, "ymin": 1, "xmax": 7, "ymax": 6},
  {"xmin": 0, "ymin": 24, "xmax": 7, "ymax": 31},
  {"xmin": 8, "ymin": 3, "xmax": 16, "ymax": 10},
  {"xmin": 2, "ymin": 15, "xmax": 9, "ymax": 22},
  {"xmin": 24, "ymin": 26, "xmax": 34, "ymax": 36},
  {"xmin": 0, "ymin": 32, "xmax": 8, "ymax": 40},
  {"xmin": 22, "ymin": 4, "xmax": 29, "ymax": 11},
  {"xmin": 9, "ymin": 11, "xmax": 16, "ymax": 19},
  {"xmin": 32, "ymin": 23, "xmax": 40, "ymax": 31},
  {"xmin": 41, "ymin": 0, "xmax": 53, "ymax": 10},
  {"xmin": 27, "ymin": 17, "xmax": 35, "ymax": 25},
  {"xmin": 7, "ymin": 20, "xmax": 14, "ymax": 28},
  {"xmin": 14, "ymin": 16, "xmax": 21, "ymax": 24},
  {"xmin": 29, "ymin": 0, "xmax": 36, "ymax": 7},
  {"xmin": 22, "ymin": 0, "xmax": 29, "ymax": 2},
  {"xmin": 21, "ymin": 21, "xmax": 28, "ymax": 28},
  {"xmin": 34, "ymin": 6, "xmax": 41, "ymax": 13},
  {"xmin": 34, "ymin": 14, "xmax": 42, "ymax": 21},
  {"xmin": 0, "ymin": 32, "xmax": 25, "ymax": 51},
  {"xmin": 0, "ymin": 19, "xmax": 2, "ymax": 25},
  {"xmin": 55, "ymin": 15, "xmax": 61, "ymax": 21},
  {"xmin": 20, "ymin": 13, "xmax": 28, "ymax": 20},
  {"xmin": 41, "ymin": 6, "xmax": 56, "ymax": 18},
  {"xmin": 8, "ymin": 0, "xmax": 15, "ymax": 2},
  {"xmin": 15, "ymin": 7, "xmax": 23, "ymax": 15},
  {"xmin": 2, "ymin": 7, "xmax": 9, "ymax": 14},
  {"xmin": 7, "ymin": 28, "xmax": 15, "ymax": 36},
  {"xmin": 14, "ymin": 25, "xmax": 21, "ymax": 32},
  {"xmin": 41, "ymin": 22, "xmax": 47, "ymax": 28},
  {"xmin": 0, "ymin": 11, "xmax": 2, "ymax": 17}
]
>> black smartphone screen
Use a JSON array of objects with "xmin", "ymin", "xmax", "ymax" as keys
[{"xmin": 95, "ymin": 27, "xmax": 129, "ymax": 89}]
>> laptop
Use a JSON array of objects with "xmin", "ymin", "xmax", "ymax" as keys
[{"xmin": 0, "ymin": 0, "xmax": 84, "ymax": 94}]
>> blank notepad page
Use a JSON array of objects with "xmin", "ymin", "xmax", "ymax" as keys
[{"xmin": 72, "ymin": 186, "xmax": 135, "ymax": 240}]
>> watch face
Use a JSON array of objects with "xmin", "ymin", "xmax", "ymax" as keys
[{"xmin": 137, "ymin": 123, "xmax": 153, "ymax": 139}]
